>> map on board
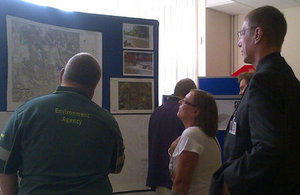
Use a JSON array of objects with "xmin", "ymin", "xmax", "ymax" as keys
[
  {"xmin": 110, "ymin": 78, "xmax": 154, "ymax": 114},
  {"xmin": 6, "ymin": 15, "xmax": 102, "ymax": 111}
]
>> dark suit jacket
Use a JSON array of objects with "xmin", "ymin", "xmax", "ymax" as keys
[{"xmin": 210, "ymin": 52, "xmax": 300, "ymax": 195}]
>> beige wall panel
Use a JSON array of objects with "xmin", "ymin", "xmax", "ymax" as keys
[{"xmin": 206, "ymin": 8, "xmax": 232, "ymax": 76}]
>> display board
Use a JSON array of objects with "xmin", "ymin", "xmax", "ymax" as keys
[
  {"xmin": 198, "ymin": 77, "xmax": 240, "ymax": 162},
  {"xmin": 198, "ymin": 77, "xmax": 239, "ymax": 95},
  {"xmin": 0, "ymin": 0, "xmax": 158, "ymax": 193},
  {"xmin": 0, "ymin": 0, "xmax": 159, "ymax": 111},
  {"xmin": 0, "ymin": 112, "xmax": 13, "ymax": 131},
  {"xmin": 110, "ymin": 114, "xmax": 151, "ymax": 193},
  {"xmin": 214, "ymin": 96, "xmax": 240, "ymax": 161}
]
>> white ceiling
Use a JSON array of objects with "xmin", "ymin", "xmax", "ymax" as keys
[{"xmin": 206, "ymin": 0, "xmax": 300, "ymax": 15}]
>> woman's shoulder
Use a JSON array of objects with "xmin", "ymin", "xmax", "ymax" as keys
[
  {"xmin": 183, "ymin": 126, "xmax": 205, "ymax": 136},
  {"xmin": 182, "ymin": 126, "xmax": 216, "ymax": 144},
  {"xmin": 182, "ymin": 126, "xmax": 206, "ymax": 140}
]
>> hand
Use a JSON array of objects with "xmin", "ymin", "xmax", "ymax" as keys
[
  {"xmin": 168, "ymin": 136, "xmax": 181, "ymax": 157},
  {"xmin": 222, "ymin": 181, "xmax": 229, "ymax": 195}
]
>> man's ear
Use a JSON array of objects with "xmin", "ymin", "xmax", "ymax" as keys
[
  {"xmin": 87, "ymin": 83, "xmax": 98, "ymax": 99},
  {"xmin": 59, "ymin": 68, "xmax": 65, "ymax": 84},
  {"xmin": 254, "ymin": 27, "xmax": 263, "ymax": 44},
  {"xmin": 88, "ymin": 87, "xmax": 95, "ymax": 99}
]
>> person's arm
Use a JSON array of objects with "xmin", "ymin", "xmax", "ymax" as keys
[
  {"xmin": 110, "ymin": 140, "xmax": 125, "ymax": 174},
  {"xmin": 109, "ymin": 115, "xmax": 125, "ymax": 174},
  {"xmin": 0, "ymin": 173, "xmax": 18, "ymax": 195},
  {"xmin": 168, "ymin": 136, "xmax": 181, "ymax": 158},
  {"xmin": 222, "ymin": 181, "xmax": 229, "ymax": 195},
  {"xmin": 0, "ymin": 113, "xmax": 21, "ymax": 195},
  {"xmin": 223, "ymin": 72, "xmax": 284, "ymax": 192},
  {"xmin": 172, "ymin": 151, "xmax": 198, "ymax": 195}
]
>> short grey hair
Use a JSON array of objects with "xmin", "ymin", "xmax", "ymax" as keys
[{"xmin": 63, "ymin": 52, "xmax": 101, "ymax": 87}]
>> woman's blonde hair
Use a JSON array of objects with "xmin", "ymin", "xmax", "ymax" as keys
[{"xmin": 191, "ymin": 89, "xmax": 218, "ymax": 137}]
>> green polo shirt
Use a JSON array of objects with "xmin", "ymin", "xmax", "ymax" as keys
[{"xmin": 0, "ymin": 86, "xmax": 124, "ymax": 195}]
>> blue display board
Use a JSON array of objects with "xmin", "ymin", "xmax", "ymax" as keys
[
  {"xmin": 198, "ymin": 77, "xmax": 239, "ymax": 95},
  {"xmin": 199, "ymin": 77, "xmax": 240, "ymax": 162},
  {"xmin": 0, "ymin": 1, "xmax": 159, "ymax": 193},
  {"xmin": 0, "ymin": 0, "xmax": 159, "ymax": 111},
  {"xmin": 216, "ymin": 130, "xmax": 226, "ymax": 161}
]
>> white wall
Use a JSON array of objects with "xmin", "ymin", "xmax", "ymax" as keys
[
  {"xmin": 234, "ymin": 7, "xmax": 300, "ymax": 80},
  {"xmin": 281, "ymin": 7, "xmax": 300, "ymax": 79},
  {"xmin": 206, "ymin": 8, "xmax": 232, "ymax": 76}
]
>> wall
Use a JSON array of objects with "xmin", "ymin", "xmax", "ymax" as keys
[
  {"xmin": 206, "ymin": 8, "xmax": 232, "ymax": 76},
  {"xmin": 281, "ymin": 7, "xmax": 300, "ymax": 79},
  {"xmin": 235, "ymin": 7, "xmax": 300, "ymax": 79}
]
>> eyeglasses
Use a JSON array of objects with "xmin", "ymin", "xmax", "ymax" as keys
[
  {"xmin": 237, "ymin": 26, "xmax": 257, "ymax": 38},
  {"xmin": 181, "ymin": 99, "xmax": 197, "ymax": 107}
]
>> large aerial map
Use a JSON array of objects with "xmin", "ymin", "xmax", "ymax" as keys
[{"xmin": 6, "ymin": 16, "xmax": 102, "ymax": 110}]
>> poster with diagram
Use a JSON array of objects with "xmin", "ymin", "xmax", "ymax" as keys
[{"xmin": 6, "ymin": 15, "xmax": 102, "ymax": 110}]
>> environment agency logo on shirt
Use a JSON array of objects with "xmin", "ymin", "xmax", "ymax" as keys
[
  {"xmin": 0, "ymin": 134, "xmax": 4, "ymax": 141},
  {"xmin": 55, "ymin": 107, "xmax": 90, "ymax": 126}
]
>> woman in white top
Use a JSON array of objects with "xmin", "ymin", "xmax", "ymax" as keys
[{"xmin": 169, "ymin": 89, "xmax": 221, "ymax": 195}]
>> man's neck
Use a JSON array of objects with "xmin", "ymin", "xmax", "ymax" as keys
[
  {"xmin": 61, "ymin": 82, "xmax": 93, "ymax": 99},
  {"xmin": 253, "ymin": 46, "xmax": 280, "ymax": 68}
]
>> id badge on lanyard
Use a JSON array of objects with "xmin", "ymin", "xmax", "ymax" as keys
[{"xmin": 229, "ymin": 112, "xmax": 237, "ymax": 135}]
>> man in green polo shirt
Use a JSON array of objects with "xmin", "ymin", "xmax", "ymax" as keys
[{"xmin": 0, "ymin": 52, "xmax": 125, "ymax": 194}]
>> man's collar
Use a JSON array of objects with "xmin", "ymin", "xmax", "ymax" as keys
[
  {"xmin": 54, "ymin": 86, "xmax": 90, "ymax": 99},
  {"xmin": 256, "ymin": 52, "xmax": 281, "ymax": 71}
]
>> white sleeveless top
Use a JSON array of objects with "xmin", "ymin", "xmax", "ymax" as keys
[{"xmin": 169, "ymin": 126, "xmax": 221, "ymax": 195}]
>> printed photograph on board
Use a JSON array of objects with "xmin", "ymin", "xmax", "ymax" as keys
[
  {"xmin": 123, "ymin": 50, "xmax": 154, "ymax": 76},
  {"xmin": 123, "ymin": 23, "xmax": 153, "ymax": 50},
  {"xmin": 110, "ymin": 78, "xmax": 154, "ymax": 113}
]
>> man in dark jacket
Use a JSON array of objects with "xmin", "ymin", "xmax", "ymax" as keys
[
  {"xmin": 147, "ymin": 78, "xmax": 196, "ymax": 194},
  {"xmin": 210, "ymin": 6, "xmax": 300, "ymax": 195}
]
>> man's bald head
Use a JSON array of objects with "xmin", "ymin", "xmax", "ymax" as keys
[{"xmin": 62, "ymin": 52, "xmax": 101, "ymax": 88}]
